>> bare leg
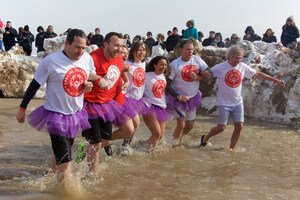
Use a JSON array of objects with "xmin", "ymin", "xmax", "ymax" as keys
[
  {"xmin": 230, "ymin": 122, "xmax": 243, "ymax": 149},
  {"xmin": 85, "ymin": 143, "xmax": 101, "ymax": 172},
  {"xmin": 173, "ymin": 117, "xmax": 186, "ymax": 143},
  {"xmin": 122, "ymin": 114, "xmax": 140, "ymax": 146},
  {"xmin": 111, "ymin": 119, "xmax": 135, "ymax": 140},
  {"xmin": 143, "ymin": 112, "xmax": 165, "ymax": 150},
  {"xmin": 50, "ymin": 154, "xmax": 57, "ymax": 174},
  {"xmin": 203, "ymin": 124, "xmax": 227, "ymax": 143},
  {"xmin": 56, "ymin": 161, "xmax": 72, "ymax": 189},
  {"xmin": 183, "ymin": 121, "xmax": 194, "ymax": 135}
]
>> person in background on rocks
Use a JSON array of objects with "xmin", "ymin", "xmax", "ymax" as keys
[
  {"xmin": 211, "ymin": 32, "xmax": 225, "ymax": 47},
  {"xmin": 281, "ymin": 16, "xmax": 299, "ymax": 50},
  {"xmin": 262, "ymin": 28, "xmax": 277, "ymax": 43},
  {"xmin": 198, "ymin": 31, "xmax": 204, "ymax": 43},
  {"xmin": 45, "ymin": 25, "xmax": 57, "ymax": 38},
  {"xmin": 166, "ymin": 39, "xmax": 211, "ymax": 145},
  {"xmin": 129, "ymin": 35, "xmax": 141, "ymax": 48},
  {"xmin": 243, "ymin": 26, "xmax": 261, "ymax": 42},
  {"xmin": 181, "ymin": 29, "xmax": 185, "ymax": 39},
  {"xmin": 225, "ymin": 33, "xmax": 239, "ymax": 48},
  {"xmin": 123, "ymin": 34, "xmax": 131, "ymax": 47},
  {"xmin": 142, "ymin": 36, "xmax": 147, "ymax": 43},
  {"xmin": 16, "ymin": 29, "xmax": 99, "ymax": 188},
  {"xmin": 145, "ymin": 31, "xmax": 155, "ymax": 55},
  {"xmin": 224, "ymin": 38, "xmax": 230, "ymax": 46},
  {"xmin": 202, "ymin": 31, "xmax": 215, "ymax": 47},
  {"xmin": 86, "ymin": 32, "xmax": 94, "ymax": 46},
  {"xmin": 167, "ymin": 30, "xmax": 172, "ymax": 37},
  {"xmin": 64, "ymin": 28, "xmax": 72, "ymax": 35},
  {"xmin": 35, "ymin": 26, "xmax": 46, "ymax": 52},
  {"xmin": 183, "ymin": 19, "xmax": 198, "ymax": 40},
  {"xmin": 91, "ymin": 28, "xmax": 104, "ymax": 47},
  {"xmin": 3, "ymin": 21, "xmax": 17, "ymax": 52},
  {"xmin": 0, "ymin": 19, "xmax": 5, "ymax": 52},
  {"xmin": 200, "ymin": 46, "xmax": 285, "ymax": 150},
  {"xmin": 155, "ymin": 33, "xmax": 166, "ymax": 50},
  {"xmin": 18, "ymin": 25, "xmax": 34, "ymax": 56},
  {"xmin": 165, "ymin": 27, "xmax": 181, "ymax": 52}
]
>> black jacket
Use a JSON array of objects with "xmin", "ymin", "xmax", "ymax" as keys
[
  {"xmin": 202, "ymin": 37, "xmax": 214, "ymax": 46},
  {"xmin": 91, "ymin": 34, "xmax": 104, "ymax": 47},
  {"xmin": 45, "ymin": 31, "xmax": 57, "ymax": 39},
  {"xmin": 262, "ymin": 35, "xmax": 277, "ymax": 43},
  {"xmin": 243, "ymin": 26, "xmax": 261, "ymax": 42},
  {"xmin": 165, "ymin": 34, "xmax": 181, "ymax": 52},
  {"xmin": 18, "ymin": 31, "xmax": 34, "ymax": 51},
  {"xmin": 3, "ymin": 27, "xmax": 18, "ymax": 49},
  {"xmin": 36, "ymin": 32, "xmax": 46, "ymax": 52},
  {"xmin": 281, "ymin": 25, "xmax": 300, "ymax": 46},
  {"xmin": 145, "ymin": 37, "xmax": 155, "ymax": 53}
]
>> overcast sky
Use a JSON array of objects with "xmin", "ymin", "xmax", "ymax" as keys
[{"xmin": 2, "ymin": 0, "xmax": 300, "ymax": 42}]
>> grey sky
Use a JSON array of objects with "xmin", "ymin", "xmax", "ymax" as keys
[{"xmin": 2, "ymin": 0, "xmax": 300, "ymax": 42}]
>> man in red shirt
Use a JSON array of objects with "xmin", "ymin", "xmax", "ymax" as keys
[{"xmin": 78, "ymin": 32, "xmax": 128, "ymax": 171}]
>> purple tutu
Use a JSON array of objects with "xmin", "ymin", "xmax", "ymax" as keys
[
  {"xmin": 28, "ymin": 106, "xmax": 91, "ymax": 138},
  {"xmin": 84, "ymin": 100, "xmax": 124, "ymax": 122},
  {"xmin": 144, "ymin": 105, "xmax": 173, "ymax": 122},
  {"xmin": 166, "ymin": 90, "xmax": 202, "ymax": 112},
  {"xmin": 113, "ymin": 99, "xmax": 137, "ymax": 127}
]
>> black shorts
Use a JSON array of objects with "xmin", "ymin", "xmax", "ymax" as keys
[
  {"xmin": 82, "ymin": 117, "xmax": 112, "ymax": 144},
  {"xmin": 50, "ymin": 134, "xmax": 74, "ymax": 165}
]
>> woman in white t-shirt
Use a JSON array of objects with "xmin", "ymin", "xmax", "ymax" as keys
[
  {"xmin": 122, "ymin": 42, "xmax": 150, "ymax": 147},
  {"xmin": 143, "ymin": 56, "xmax": 173, "ymax": 150}
]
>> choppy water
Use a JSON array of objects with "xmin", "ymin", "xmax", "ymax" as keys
[{"xmin": 0, "ymin": 99, "xmax": 300, "ymax": 200}]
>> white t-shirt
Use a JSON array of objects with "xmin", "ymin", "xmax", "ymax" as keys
[
  {"xmin": 34, "ymin": 51, "xmax": 96, "ymax": 115},
  {"xmin": 211, "ymin": 61, "xmax": 257, "ymax": 106},
  {"xmin": 169, "ymin": 55, "xmax": 208, "ymax": 98},
  {"xmin": 144, "ymin": 72, "xmax": 167, "ymax": 108},
  {"xmin": 125, "ymin": 60, "xmax": 145, "ymax": 100}
]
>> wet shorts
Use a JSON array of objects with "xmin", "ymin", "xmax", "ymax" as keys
[
  {"xmin": 82, "ymin": 117, "xmax": 112, "ymax": 144},
  {"xmin": 218, "ymin": 103, "xmax": 244, "ymax": 125},
  {"xmin": 50, "ymin": 134, "xmax": 74, "ymax": 165},
  {"xmin": 175, "ymin": 108, "xmax": 196, "ymax": 121}
]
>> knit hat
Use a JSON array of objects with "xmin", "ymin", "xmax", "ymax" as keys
[
  {"xmin": 173, "ymin": 27, "xmax": 178, "ymax": 31},
  {"xmin": 286, "ymin": 16, "xmax": 294, "ymax": 22},
  {"xmin": 147, "ymin": 31, "xmax": 152, "ymax": 36},
  {"xmin": 24, "ymin": 25, "xmax": 29, "ymax": 31},
  {"xmin": 231, "ymin": 33, "xmax": 238, "ymax": 39}
]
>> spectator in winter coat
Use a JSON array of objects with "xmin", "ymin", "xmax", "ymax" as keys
[
  {"xmin": 3, "ymin": 21, "xmax": 17, "ymax": 51},
  {"xmin": 145, "ymin": 31, "xmax": 155, "ymax": 54},
  {"xmin": 45, "ymin": 25, "xmax": 57, "ymax": 38},
  {"xmin": 0, "ymin": 19, "xmax": 5, "ymax": 51},
  {"xmin": 35, "ymin": 26, "xmax": 46, "ymax": 52},
  {"xmin": 225, "ymin": 33, "xmax": 239, "ymax": 48},
  {"xmin": 198, "ymin": 31, "xmax": 204, "ymax": 42},
  {"xmin": 211, "ymin": 32, "xmax": 225, "ymax": 47},
  {"xmin": 262, "ymin": 28, "xmax": 277, "ymax": 43},
  {"xmin": 91, "ymin": 28, "xmax": 104, "ymax": 47},
  {"xmin": 281, "ymin": 16, "xmax": 300, "ymax": 50},
  {"xmin": 123, "ymin": 34, "xmax": 131, "ymax": 47},
  {"xmin": 183, "ymin": 19, "xmax": 198, "ymax": 40},
  {"xmin": 86, "ymin": 32, "xmax": 94, "ymax": 46},
  {"xmin": 243, "ymin": 26, "xmax": 261, "ymax": 42},
  {"xmin": 165, "ymin": 27, "xmax": 181, "ymax": 52},
  {"xmin": 18, "ymin": 25, "xmax": 34, "ymax": 56},
  {"xmin": 155, "ymin": 33, "xmax": 166, "ymax": 50},
  {"xmin": 202, "ymin": 31, "xmax": 215, "ymax": 46},
  {"xmin": 167, "ymin": 30, "xmax": 172, "ymax": 36}
]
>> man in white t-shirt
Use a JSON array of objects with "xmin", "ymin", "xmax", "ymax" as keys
[
  {"xmin": 166, "ymin": 39, "xmax": 211, "ymax": 144},
  {"xmin": 200, "ymin": 46, "xmax": 285, "ymax": 149}
]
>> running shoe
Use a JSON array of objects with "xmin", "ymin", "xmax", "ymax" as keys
[
  {"xmin": 104, "ymin": 145, "xmax": 113, "ymax": 156},
  {"xmin": 200, "ymin": 135, "xmax": 207, "ymax": 147},
  {"xmin": 75, "ymin": 142, "xmax": 86, "ymax": 163}
]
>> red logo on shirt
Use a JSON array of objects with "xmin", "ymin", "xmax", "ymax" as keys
[
  {"xmin": 181, "ymin": 65, "xmax": 197, "ymax": 82},
  {"xmin": 225, "ymin": 69, "xmax": 242, "ymax": 88},
  {"xmin": 133, "ymin": 67, "xmax": 145, "ymax": 87},
  {"xmin": 152, "ymin": 80, "xmax": 166, "ymax": 98},
  {"xmin": 63, "ymin": 67, "xmax": 88, "ymax": 97},
  {"xmin": 103, "ymin": 65, "xmax": 120, "ymax": 89}
]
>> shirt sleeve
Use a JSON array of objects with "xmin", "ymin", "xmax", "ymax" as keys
[
  {"xmin": 33, "ymin": 58, "xmax": 49, "ymax": 86},
  {"xmin": 196, "ymin": 56, "xmax": 208, "ymax": 71},
  {"xmin": 243, "ymin": 64, "xmax": 257, "ymax": 79},
  {"xmin": 168, "ymin": 62, "xmax": 176, "ymax": 80}
]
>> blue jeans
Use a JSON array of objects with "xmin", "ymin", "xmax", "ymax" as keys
[{"xmin": 0, "ymin": 40, "xmax": 3, "ymax": 52}]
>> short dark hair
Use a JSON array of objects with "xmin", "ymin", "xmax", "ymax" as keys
[
  {"xmin": 66, "ymin": 29, "xmax": 86, "ymax": 45},
  {"xmin": 179, "ymin": 39, "xmax": 193, "ymax": 49},
  {"xmin": 104, "ymin": 32, "xmax": 122, "ymax": 43}
]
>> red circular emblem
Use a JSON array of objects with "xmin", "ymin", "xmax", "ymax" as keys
[
  {"xmin": 181, "ymin": 65, "xmax": 198, "ymax": 82},
  {"xmin": 225, "ymin": 69, "xmax": 242, "ymax": 88},
  {"xmin": 63, "ymin": 67, "xmax": 88, "ymax": 97},
  {"xmin": 133, "ymin": 67, "xmax": 145, "ymax": 87},
  {"xmin": 152, "ymin": 80, "xmax": 166, "ymax": 98}
]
